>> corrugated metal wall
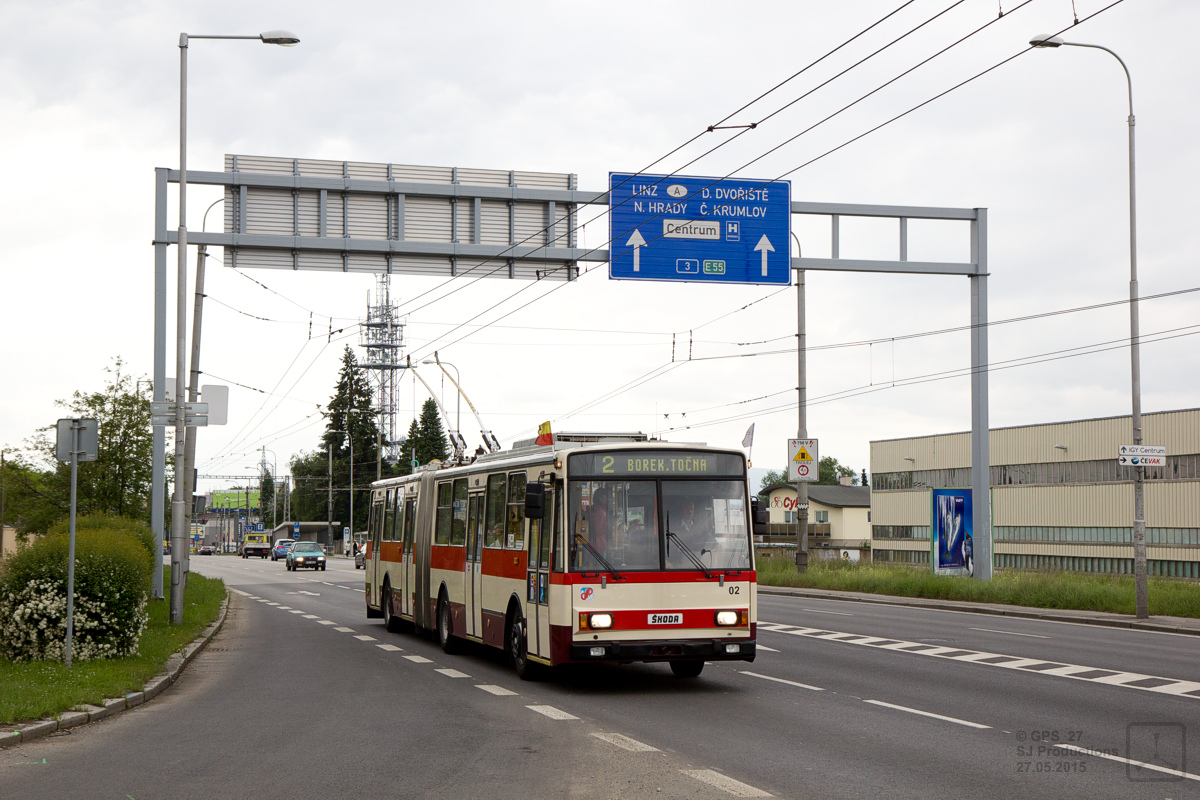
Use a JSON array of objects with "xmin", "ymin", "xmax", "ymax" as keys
[
  {"xmin": 871, "ymin": 490, "xmax": 930, "ymax": 525},
  {"xmin": 872, "ymin": 408, "xmax": 1200, "ymax": 474}
]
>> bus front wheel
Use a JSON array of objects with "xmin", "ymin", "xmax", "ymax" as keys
[{"xmin": 670, "ymin": 660, "xmax": 704, "ymax": 678}]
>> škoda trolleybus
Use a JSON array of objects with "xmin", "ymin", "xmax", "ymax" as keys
[{"xmin": 363, "ymin": 433, "xmax": 757, "ymax": 678}]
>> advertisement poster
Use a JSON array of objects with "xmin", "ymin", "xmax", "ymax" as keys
[{"xmin": 931, "ymin": 488, "xmax": 973, "ymax": 576}]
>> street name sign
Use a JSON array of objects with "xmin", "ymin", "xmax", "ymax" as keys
[
  {"xmin": 1118, "ymin": 444, "xmax": 1166, "ymax": 467},
  {"xmin": 609, "ymin": 172, "xmax": 791, "ymax": 285},
  {"xmin": 788, "ymin": 438, "xmax": 818, "ymax": 482}
]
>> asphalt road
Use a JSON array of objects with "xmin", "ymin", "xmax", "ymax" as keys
[{"xmin": 2, "ymin": 556, "xmax": 1197, "ymax": 799}]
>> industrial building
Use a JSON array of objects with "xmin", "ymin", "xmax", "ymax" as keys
[{"xmin": 869, "ymin": 408, "xmax": 1200, "ymax": 577}]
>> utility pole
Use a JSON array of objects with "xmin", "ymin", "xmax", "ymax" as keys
[
  {"xmin": 792, "ymin": 235, "xmax": 809, "ymax": 573},
  {"xmin": 327, "ymin": 446, "xmax": 333, "ymax": 546},
  {"xmin": 1, "ymin": 449, "xmax": 6, "ymax": 547}
]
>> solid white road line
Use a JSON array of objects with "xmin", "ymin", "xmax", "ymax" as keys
[
  {"xmin": 231, "ymin": 589, "xmax": 250, "ymax": 596},
  {"xmin": 800, "ymin": 607, "xmax": 852, "ymax": 616},
  {"xmin": 970, "ymin": 627, "xmax": 1049, "ymax": 639},
  {"xmin": 591, "ymin": 732, "xmax": 659, "ymax": 752},
  {"xmin": 681, "ymin": 769, "xmax": 771, "ymax": 797},
  {"xmin": 376, "ymin": 644, "xmax": 403, "ymax": 652},
  {"xmin": 354, "ymin": 635, "xmax": 377, "ymax": 641},
  {"xmin": 334, "ymin": 627, "xmax": 355, "ymax": 633},
  {"xmin": 435, "ymin": 668, "xmax": 471, "ymax": 678},
  {"xmin": 526, "ymin": 705, "xmax": 578, "ymax": 720},
  {"xmin": 476, "ymin": 685, "xmax": 517, "ymax": 696},
  {"xmin": 403, "ymin": 655, "xmax": 433, "ymax": 663},
  {"xmin": 864, "ymin": 699, "xmax": 991, "ymax": 729},
  {"xmin": 1055, "ymin": 742, "xmax": 1199, "ymax": 782},
  {"xmin": 740, "ymin": 671, "xmax": 823, "ymax": 691}
]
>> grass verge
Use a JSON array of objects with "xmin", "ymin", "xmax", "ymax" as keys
[
  {"xmin": 757, "ymin": 553, "xmax": 1200, "ymax": 618},
  {"xmin": 0, "ymin": 569, "xmax": 226, "ymax": 725}
]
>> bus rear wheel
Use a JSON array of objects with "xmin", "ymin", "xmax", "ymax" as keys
[{"xmin": 670, "ymin": 660, "xmax": 704, "ymax": 678}]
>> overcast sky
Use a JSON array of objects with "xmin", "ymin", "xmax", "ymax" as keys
[{"xmin": 2, "ymin": 0, "xmax": 1196, "ymax": 496}]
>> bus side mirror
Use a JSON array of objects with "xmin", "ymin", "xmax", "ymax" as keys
[
  {"xmin": 525, "ymin": 483, "xmax": 545, "ymax": 517},
  {"xmin": 750, "ymin": 496, "xmax": 768, "ymax": 536}
]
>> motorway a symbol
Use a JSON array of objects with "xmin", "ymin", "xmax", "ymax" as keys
[{"xmin": 609, "ymin": 172, "xmax": 791, "ymax": 285}]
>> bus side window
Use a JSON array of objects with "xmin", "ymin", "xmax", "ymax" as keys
[
  {"xmin": 485, "ymin": 474, "xmax": 506, "ymax": 548},
  {"xmin": 403, "ymin": 498, "xmax": 416, "ymax": 554},
  {"xmin": 435, "ymin": 481, "xmax": 453, "ymax": 545},
  {"xmin": 451, "ymin": 478, "xmax": 468, "ymax": 546},
  {"xmin": 383, "ymin": 489, "xmax": 395, "ymax": 542},
  {"xmin": 367, "ymin": 502, "xmax": 377, "ymax": 550},
  {"xmin": 540, "ymin": 486, "xmax": 555, "ymax": 570},
  {"xmin": 506, "ymin": 472, "xmax": 526, "ymax": 550}
]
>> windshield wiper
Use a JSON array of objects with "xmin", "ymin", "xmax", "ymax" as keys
[
  {"xmin": 573, "ymin": 534, "xmax": 622, "ymax": 579},
  {"xmin": 665, "ymin": 529, "xmax": 713, "ymax": 579}
]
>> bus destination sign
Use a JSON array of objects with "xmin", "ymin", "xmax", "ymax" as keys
[
  {"xmin": 570, "ymin": 451, "xmax": 744, "ymax": 477},
  {"xmin": 608, "ymin": 172, "xmax": 792, "ymax": 286}
]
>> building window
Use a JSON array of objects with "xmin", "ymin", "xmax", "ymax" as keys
[
  {"xmin": 815, "ymin": 510, "xmax": 829, "ymax": 523},
  {"xmin": 784, "ymin": 511, "xmax": 794, "ymax": 524}
]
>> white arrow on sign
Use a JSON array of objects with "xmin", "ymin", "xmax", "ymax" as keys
[
  {"xmin": 754, "ymin": 234, "xmax": 774, "ymax": 276},
  {"xmin": 626, "ymin": 229, "xmax": 646, "ymax": 272}
]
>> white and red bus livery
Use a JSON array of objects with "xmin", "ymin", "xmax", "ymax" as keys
[{"xmin": 364, "ymin": 434, "xmax": 757, "ymax": 678}]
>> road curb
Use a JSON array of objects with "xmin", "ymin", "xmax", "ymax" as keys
[
  {"xmin": 757, "ymin": 585, "xmax": 1200, "ymax": 636},
  {"xmin": 1, "ymin": 593, "xmax": 230, "ymax": 749}
]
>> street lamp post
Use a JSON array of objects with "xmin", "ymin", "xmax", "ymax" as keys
[
  {"xmin": 1030, "ymin": 34, "xmax": 1148, "ymax": 618},
  {"xmin": 262, "ymin": 447, "xmax": 279, "ymax": 531},
  {"xmin": 170, "ymin": 29, "xmax": 298, "ymax": 624}
]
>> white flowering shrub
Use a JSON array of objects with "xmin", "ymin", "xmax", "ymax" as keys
[{"xmin": 0, "ymin": 523, "xmax": 152, "ymax": 663}]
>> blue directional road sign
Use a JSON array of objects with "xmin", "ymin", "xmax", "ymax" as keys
[{"xmin": 609, "ymin": 172, "xmax": 791, "ymax": 285}]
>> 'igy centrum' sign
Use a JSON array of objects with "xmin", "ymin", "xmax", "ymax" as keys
[{"xmin": 608, "ymin": 172, "xmax": 791, "ymax": 285}]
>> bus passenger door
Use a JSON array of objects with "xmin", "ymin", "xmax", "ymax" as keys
[
  {"xmin": 466, "ymin": 493, "xmax": 484, "ymax": 638},
  {"xmin": 370, "ymin": 494, "xmax": 385, "ymax": 607},
  {"xmin": 527, "ymin": 485, "xmax": 555, "ymax": 659},
  {"xmin": 401, "ymin": 496, "xmax": 416, "ymax": 617}
]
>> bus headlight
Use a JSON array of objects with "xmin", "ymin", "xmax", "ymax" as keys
[
  {"xmin": 715, "ymin": 610, "xmax": 744, "ymax": 627},
  {"xmin": 579, "ymin": 612, "xmax": 614, "ymax": 630}
]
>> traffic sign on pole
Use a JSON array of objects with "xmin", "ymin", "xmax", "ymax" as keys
[
  {"xmin": 788, "ymin": 438, "xmax": 818, "ymax": 482},
  {"xmin": 1118, "ymin": 444, "xmax": 1166, "ymax": 467},
  {"xmin": 609, "ymin": 173, "xmax": 791, "ymax": 285}
]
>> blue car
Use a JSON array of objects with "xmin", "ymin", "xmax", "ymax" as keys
[
  {"xmin": 271, "ymin": 539, "xmax": 295, "ymax": 561},
  {"xmin": 286, "ymin": 541, "xmax": 327, "ymax": 571}
]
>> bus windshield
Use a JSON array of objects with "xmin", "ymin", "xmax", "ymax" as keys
[{"xmin": 568, "ymin": 478, "xmax": 750, "ymax": 572}]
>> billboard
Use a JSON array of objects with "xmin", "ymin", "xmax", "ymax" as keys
[{"xmin": 931, "ymin": 488, "xmax": 973, "ymax": 576}]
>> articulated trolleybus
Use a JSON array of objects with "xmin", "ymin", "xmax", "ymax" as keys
[{"xmin": 364, "ymin": 433, "xmax": 757, "ymax": 679}]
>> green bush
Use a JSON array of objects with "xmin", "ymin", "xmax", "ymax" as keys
[
  {"xmin": 48, "ymin": 514, "xmax": 158, "ymax": 569},
  {"xmin": 0, "ymin": 527, "xmax": 152, "ymax": 662}
]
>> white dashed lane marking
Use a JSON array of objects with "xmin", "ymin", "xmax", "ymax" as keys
[
  {"xmin": 334, "ymin": 627, "xmax": 355, "ymax": 633},
  {"xmin": 476, "ymin": 685, "xmax": 517, "ymax": 696},
  {"xmin": 526, "ymin": 705, "xmax": 578, "ymax": 720},
  {"xmin": 354, "ymin": 635, "xmax": 377, "ymax": 642},
  {"xmin": 863, "ymin": 699, "xmax": 991, "ymax": 730},
  {"xmin": 435, "ymin": 668, "xmax": 471, "ymax": 678},
  {"xmin": 404, "ymin": 655, "xmax": 433, "ymax": 663},
  {"xmin": 1055, "ymin": 742, "xmax": 1199, "ymax": 782},
  {"xmin": 760, "ymin": 620, "xmax": 1200, "ymax": 700},
  {"xmin": 740, "ymin": 671, "xmax": 823, "ymax": 692},
  {"xmin": 317, "ymin": 620, "xmax": 336, "ymax": 625},
  {"xmin": 970, "ymin": 627, "xmax": 1049, "ymax": 639},
  {"xmin": 682, "ymin": 769, "xmax": 771, "ymax": 797},
  {"xmin": 302, "ymin": 614, "xmax": 319, "ymax": 619},
  {"xmin": 591, "ymin": 732, "xmax": 659, "ymax": 752},
  {"xmin": 377, "ymin": 644, "xmax": 403, "ymax": 652},
  {"xmin": 288, "ymin": 610, "xmax": 305, "ymax": 615},
  {"xmin": 755, "ymin": 644, "xmax": 780, "ymax": 653}
]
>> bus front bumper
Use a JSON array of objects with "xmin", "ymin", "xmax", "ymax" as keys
[{"xmin": 570, "ymin": 638, "xmax": 755, "ymax": 663}]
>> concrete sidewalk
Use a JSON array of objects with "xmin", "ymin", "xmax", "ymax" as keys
[{"xmin": 758, "ymin": 584, "xmax": 1200, "ymax": 636}]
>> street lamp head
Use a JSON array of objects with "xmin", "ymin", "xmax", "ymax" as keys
[
  {"xmin": 1029, "ymin": 34, "xmax": 1065, "ymax": 48},
  {"xmin": 260, "ymin": 30, "xmax": 300, "ymax": 46}
]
